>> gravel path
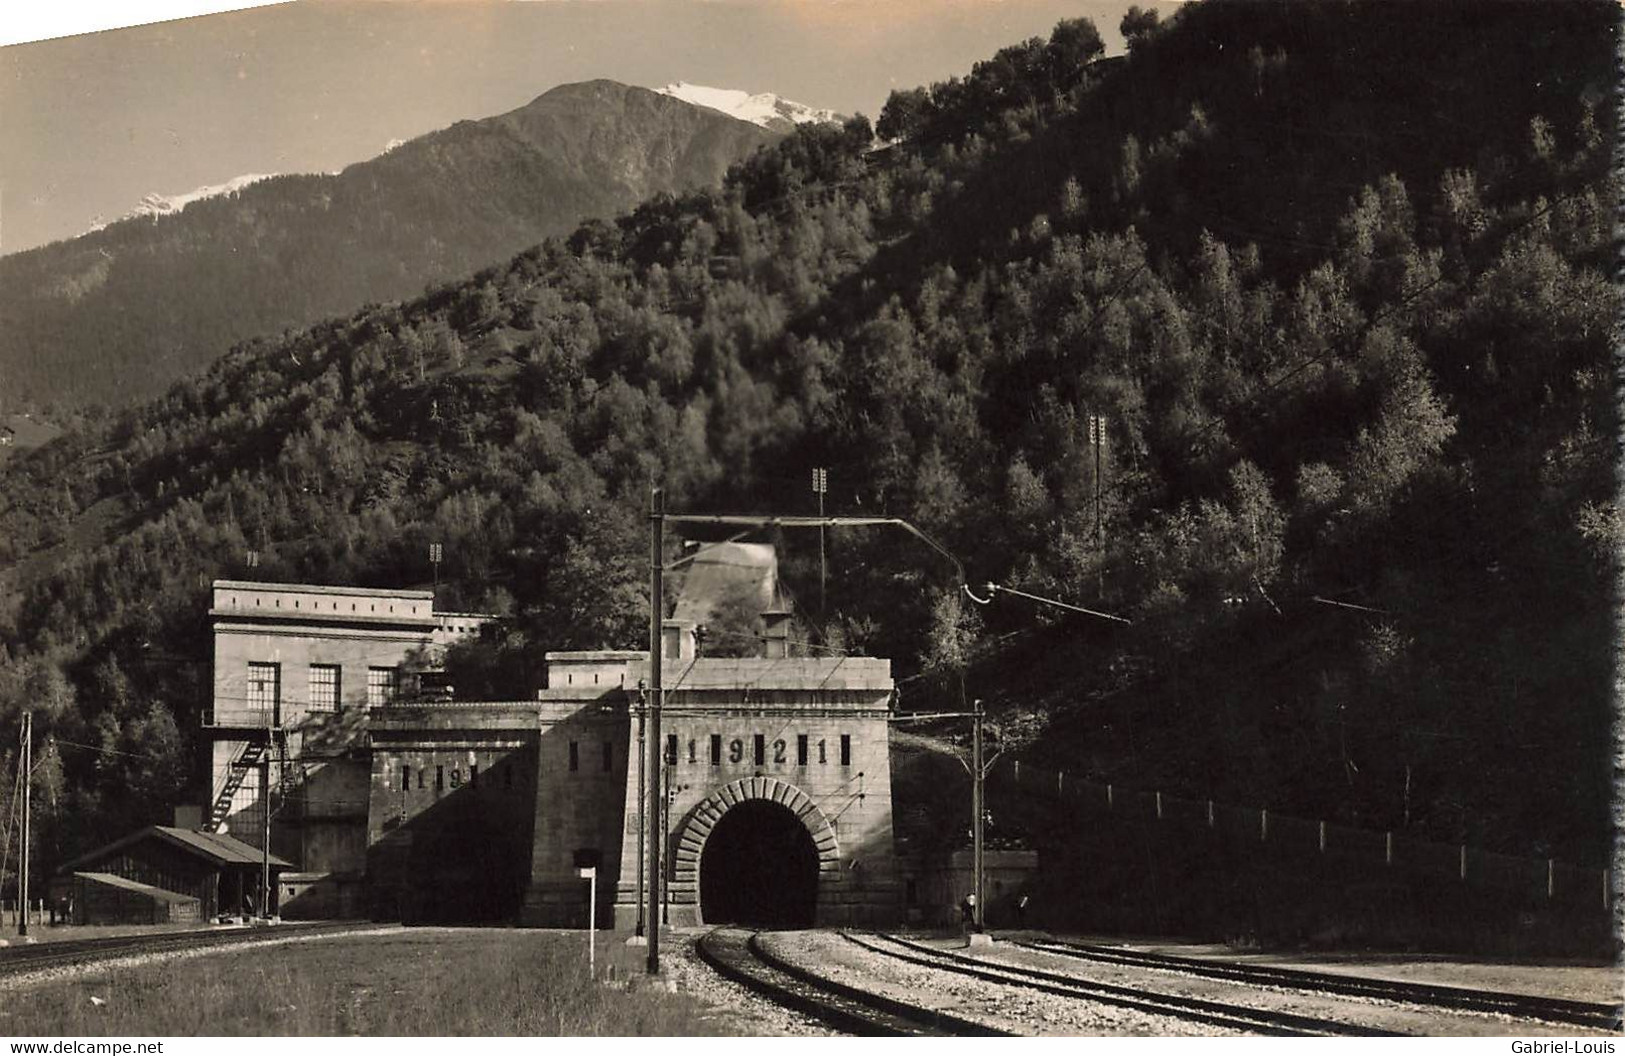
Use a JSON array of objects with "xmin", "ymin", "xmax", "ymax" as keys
[{"xmin": 760, "ymin": 930, "xmax": 1244, "ymax": 1036}]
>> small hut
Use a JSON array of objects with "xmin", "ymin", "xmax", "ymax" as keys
[{"xmin": 55, "ymin": 826, "xmax": 292, "ymax": 924}]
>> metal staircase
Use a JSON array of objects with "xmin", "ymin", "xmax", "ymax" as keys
[{"xmin": 207, "ymin": 740, "xmax": 268, "ymax": 832}]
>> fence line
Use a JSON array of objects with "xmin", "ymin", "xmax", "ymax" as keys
[{"xmin": 998, "ymin": 759, "xmax": 1611, "ymax": 914}]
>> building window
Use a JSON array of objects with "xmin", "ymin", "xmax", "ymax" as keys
[
  {"xmin": 401, "ymin": 764, "xmax": 411, "ymax": 791},
  {"xmin": 308, "ymin": 665, "xmax": 340, "ymax": 711},
  {"xmin": 840, "ymin": 734, "xmax": 851, "ymax": 767},
  {"xmin": 797, "ymin": 734, "xmax": 809, "ymax": 767},
  {"xmin": 366, "ymin": 667, "xmax": 399, "ymax": 706},
  {"xmin": 753, "ymin": 734, "xmax": 765, "ymax": 767},
  {"xmin": 247, "ymin": 663, "xmax": 280, "ymax": 720},
  {"xmin": 436, "ymin": 765, "xmax": 444, "ymax": 791},
  {"xmin": 470, "ymin": 763, "xmax": 479, "ymax": 789},
  {"xmin": 569, "ymin": 742, "xmax": 579, "ymax": 772},
  {"xmin": 709, "ymin": 734, "xmax": 721, "ymax": 766},
  {"xmin": 665, "ymin": 735, "xmax": 678, "ymax": 766},
  {"xmin": 601, "ymin": 742, "xmax": 613, "ymax": 772}
]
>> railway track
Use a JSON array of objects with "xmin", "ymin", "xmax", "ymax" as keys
[
  {"xmin": 847, "ymin": 931, "xmax": 1408, "ymax": 1037},
  {"xmin": 695, "ymin": 927, "xmax": 1013, "ymax": 1036},
  {"xmin": 0, "ymin": 921, "xmax": 388, "ymax": 978},
  {"xmin": 1015, "ymin": 937, "xmax": 1624, "ymax": 1032}
]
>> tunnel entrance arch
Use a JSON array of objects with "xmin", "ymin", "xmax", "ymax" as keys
[
  {"xmin": 700, "ymin": 799, "xmax": 819, "ymax": 926},
  {"xmin": 675, "ymin": 777, "xmax": 839, "ymax": 927}
]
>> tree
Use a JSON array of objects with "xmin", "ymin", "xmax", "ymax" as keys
[
  {"xmin": 1046, "ymin": 17, "xmax": 1106, "ymax": 88},
  {"xmin": 923, "ymin": 590, "xmax": 982, "ymax": 676},
  {"xmin": 536, "ymin": 513, "xmax": 646, "ymax": 651},
  {"xmin": 876, "ymin": 87, "xmax": 932, "ymax": 143},
  {"xmin": 1119, "ymin": 6, "xmax": 1161, "ymax": 53}
]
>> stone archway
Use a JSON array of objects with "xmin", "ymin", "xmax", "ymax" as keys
[{"xmin": 673, "ymin": 777, "xmax": 840, "ymax": 925}]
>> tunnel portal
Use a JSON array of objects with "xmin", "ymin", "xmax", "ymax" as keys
[{"xmin": 699, "ymin": 798, "xmax": 820, "ymax": 927}]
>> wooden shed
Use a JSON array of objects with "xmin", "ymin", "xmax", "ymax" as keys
[{"xmin": 56, "ymin": 826, "xmax": 293, "ymax": 923}]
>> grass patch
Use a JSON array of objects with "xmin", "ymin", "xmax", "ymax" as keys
[{"xmin": 5, "ymin": 928, "xmax": 737, "ymax": 1036}]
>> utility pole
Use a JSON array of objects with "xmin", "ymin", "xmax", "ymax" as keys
[
  {"xmin": 893, "ymin": 701, "xmax": 999, "ymax": 935},
  {"xmin": 19, "ymin": 711, "xmax": 30, "ymax": 938},
  {"xmin": 1090, "ymin": 414, "xmax": 1104, "ymax": 599},
  {"xmin": 645, "ymin": 486, "xmax": 665, "ymax": 975},
  {"xmin": 260, "ymin": 727, "xmax": 271, "ymax": 922},
  {"xmin": 662, "ymin": 757, "xmax": 673, "ymax": 926},
  {"xmin": 634, "ymin": 688, "xmax": 645, "ymax": 940},
  {"xmin": 971, "ymin": 697, "xmax": 984, "ymax": 933}
]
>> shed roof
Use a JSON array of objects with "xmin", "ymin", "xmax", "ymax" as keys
[
  {"xmin": 58, "ymin": 826, "xmax": 294, "ymax": 873},
  {"xmin": 73, "ymin": 872, "xmax": 202, "ymax": 905}
]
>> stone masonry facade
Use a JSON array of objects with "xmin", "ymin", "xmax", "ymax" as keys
[{"xmin": 207, "ymin": 581, "xmax": 901, "ymax": 926}]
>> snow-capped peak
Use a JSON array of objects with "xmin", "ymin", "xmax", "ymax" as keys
[
  {"xmin": 656, "ymin": 82, "xmax": 841, "ymax": 132},
  {"xmin": 130, "ymin": 173, "xmax": 278, "ymax": 220},
  {"xmin": 83, "ymin": 172, "xmax": 278, "ymax": 236}
]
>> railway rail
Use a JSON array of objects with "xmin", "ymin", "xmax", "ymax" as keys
[
  {"xmin": 1015, "ymin": 937, "xmax": 1624, "ymax": 1032},
  {"xmin": 847, "ymin": 931, "xmax": 1407, "ymax": 1037},
  {"xmin": 0, "ymin": 921, "xmax": 388, "ymax": 979},
  {"xmin": 695, "ymin": 927, "xmax": 1012, "ymax": 1036}
]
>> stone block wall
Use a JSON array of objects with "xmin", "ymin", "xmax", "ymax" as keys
[
  {"xmin": 520, "ymin": 695, "xmax": 631, "ymax": 927},
  {"xmin": 610, "ymin": 657, "xmax": 900, "ymax": 929},
  {"xmin": 367, "ymin": 706, "xmax": 540, "ymax": 922}
]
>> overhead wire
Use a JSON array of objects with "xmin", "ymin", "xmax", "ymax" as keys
[{"xmin": 50, "ymin": 737, "xmax": 155, "ymax": 761}]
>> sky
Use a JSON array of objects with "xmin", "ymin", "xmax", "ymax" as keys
[{"xmin": 0, "ymin": 0, "xmax": 1171, "ymax": 256}]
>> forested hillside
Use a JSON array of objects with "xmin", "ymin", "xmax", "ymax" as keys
[
  {"xmin": 0, "ymin": 81, "xmax": 777, "ymax": 408},
  {"xmin": 0, "ymin": 0, "xmax": 1614, "ymax": 876}
]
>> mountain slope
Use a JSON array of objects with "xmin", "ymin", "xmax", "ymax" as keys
[{"xmin": 0, "ymin": 80, "xmax": 777, "ymax": 408}]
